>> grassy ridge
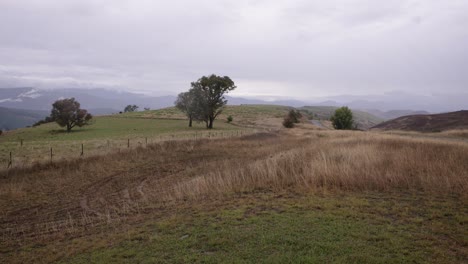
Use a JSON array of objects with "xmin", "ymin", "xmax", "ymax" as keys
[{"xmin": 0, "ymin": 116, "xmax": 245, "ymax": 166}]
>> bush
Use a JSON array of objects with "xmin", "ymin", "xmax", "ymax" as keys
[
  {"xmin": 227, "ymin": 115, "xmax": 233, "ymax": 123},
  {"xmin": 330, "ymin": 106, "xmax": 354, "ymax": 130},
  {"xmin": 288, "ymin": 109, "xmax": 302, "ymax": 123},
  {"xmin": 283, "ymin": 117, "xmax": 295, "ymax": 128}
]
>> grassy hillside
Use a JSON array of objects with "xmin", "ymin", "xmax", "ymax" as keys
[
  {"xmin": 300, "ymin": 106, "xmax": 384, "ymax": 130},
  {"xmin": 0, "ymin": 104, "xmax": 298, "ymax": 166},
  {"xmin": 1, "ymin": 128, "xmax": 466, "ymax": 263},
  {"xmin": 372, "ymin": 110, "xmax": 468, "ymax": 132},
  {"xmin": 0, "ymin": 107, "xmax": 48, "ymax": 131},
  {"xmin": 124, "ymin": 104, "xmax": 293, "ymax": 128},
  {"xmin": 0, "ymin": 115, "xmax": 247, "ymax": 166}
]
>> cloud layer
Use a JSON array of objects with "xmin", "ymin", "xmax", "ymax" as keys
[{"xmin": 1, "ymin": 0, "xmax": 467, "ymax": 99}]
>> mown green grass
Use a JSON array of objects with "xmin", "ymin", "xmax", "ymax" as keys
[{"xmin": 57, "ymin": 193, "xmax": 467, "ymax": 264}]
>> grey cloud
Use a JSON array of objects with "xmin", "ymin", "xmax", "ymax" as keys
[{"xmin": 0, "ymin": 0, "xmax": 467, "ymax": 105}]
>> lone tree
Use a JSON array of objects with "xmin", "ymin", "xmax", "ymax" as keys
[
  {"xmin": 50, "ymin": 98, "xmax": 92, "ymax": 132},
  {"xmin": 190, "ymin": 74, "xmax": 236, "ymax": 129},
  {"xmin": 124, "ymin": 105, "xmax": 139, "ymax": 112},
  {"xmin": 330, "ymin": 106, "xmax": 354, "ymax": 130}
]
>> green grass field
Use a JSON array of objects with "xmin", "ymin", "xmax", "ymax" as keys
[
  {"xmin": 0, "ymin": 115, "xmax": 247, "ymax": 167},
  {"xmin": 42, "ymin": 193, "xmax": 468, "ymax": 263}
]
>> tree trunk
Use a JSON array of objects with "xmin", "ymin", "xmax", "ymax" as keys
[
  {"xmin": 189, "ymin": 117, "xmax": 192, "ymax": 127},
  {"xmin": 67, "ymin": 124, "xmax": 71, "ymax": 132},
  {"xmin": 208, "ymin": 117, "xmax": 214, "ymax": 129}
]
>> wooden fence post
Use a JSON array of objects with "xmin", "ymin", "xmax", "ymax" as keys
[
  {"xmin": 145, "ymin": 137, "xmax": 148, "ymax": 147},
  {"xmin": 128, "ymin": 139, "xmax": 130, "ymax": 148},
  {"xmin": 50, "ymin": 148, "xmax": 53, "ymax": 162},
  {"xmin": 20, "ymin": 139, "xmax": 23, "ymax": 147},
  {"xmin": 8, "ymin": 152, "xmax": 12, "ymax": 168},
  {"xmin": 81, "ymin": 144, "xmax": 84, "ymax": 156}
]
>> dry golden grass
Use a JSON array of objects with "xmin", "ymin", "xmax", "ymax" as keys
[
  {"xmin": 1, "ymin": 128, "xmax": 467, "ymax": 258},
  {"xmin": 172, "ymin": 131, "xmax": 468, "ymax": 200}
]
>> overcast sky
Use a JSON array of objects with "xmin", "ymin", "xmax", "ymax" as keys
[{"xmin": 1, "ymin": 0, "xmax": 467, "ymax": 100}]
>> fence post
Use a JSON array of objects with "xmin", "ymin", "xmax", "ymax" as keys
[
  {"xmin": 50, "ymin": 148, "xmax": 53, "ymax": 162},
  {"xmin": 81, "ymin": 144, "xmax": 84, "ymax": 156},
  {"xmin": 8, "ymin": 151, "xmax": 12, "ymax": 168},
  {"xmin": 20, "ymin": 139, "xmax": 23, "ymax": 147},
  {"xmin": 128, "ymin": 139, "xmax": 130, "ymax": 148},
  {"xmin": 145, "ymin": 137, "xmax": 148, "ymax": 147}
]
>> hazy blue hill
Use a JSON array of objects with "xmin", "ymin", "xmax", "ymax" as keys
[{"xmin": 0, "ymin": 107, "xmax": 49, "ymax": 131}]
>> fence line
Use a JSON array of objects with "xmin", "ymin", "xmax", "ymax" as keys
[{"xmin": 2, "ymin": 129, "xmax": 270, "ymax": 169}]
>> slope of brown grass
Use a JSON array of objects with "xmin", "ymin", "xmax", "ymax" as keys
[
  {"xmin": 172, "ymin": 131, "xmax": 468, "ymax": 200},
  {"xmin": 1, "ymin": 129, "xmax": 467, "ymax": 263},
  {"xmin": 372, "ymin": 110, "xmax": 468, "ymax": 132}
]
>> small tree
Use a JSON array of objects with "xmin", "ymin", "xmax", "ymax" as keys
[
  {"xmin": 143, "ymin": 107, "xmax": 151, "ymax": 111},
  {"xmin": 175, "ymin": 91, "xmax": 198, "ymax": 127},
  {"xmin": 50, "ymin": 98, "xmax": 92, "ymax": 132},
  {"xmin": 226, "ymin": 115, "xmax": 233, "ymax": 123},
  {"xmin": 330, "ymin": 106, "xmax": 354, "ymax": 130},
  {"xmin": 124, "ymin": 105, "xmax": 139, "ymax": 112}
]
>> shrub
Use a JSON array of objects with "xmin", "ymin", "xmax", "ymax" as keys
[
  {"xmin": 331, "ymin": 106, "xmax": 354, "ymax": 130},
  {"xmin": 227, "ymin": 115, "xmax": 233, "ymax": 123},
  {"xmin": 283, "ymin": 117, "xmax": 295, "ymax": 128},
  {"xmin": 288, "ymin": 109, "xmax": 302, "ymax": 123}
]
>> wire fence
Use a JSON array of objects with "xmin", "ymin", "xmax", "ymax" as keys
[{"xmin": 1, "ymin": 129, "xmax": 270, "ymax": 170}]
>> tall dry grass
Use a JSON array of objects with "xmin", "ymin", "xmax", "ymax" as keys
[
  {"xmin": 172, "ymin": 132, "xmax": 468, "ymax": 200},
  {"xmin": 2, "ymin": 130, "xmax": 467, "ymax": 243}
]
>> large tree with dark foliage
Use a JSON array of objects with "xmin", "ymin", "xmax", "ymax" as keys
[
  {"xmin": 50, "ymin": 98, "xmax": 92, "ymax": 132},
  {"xmin": 190, "ymin": 74, "xmax": 236, "ymax": 129}
]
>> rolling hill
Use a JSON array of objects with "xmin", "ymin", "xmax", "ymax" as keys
[
  {"xmin": 300, "ymin": 106, "xmax": 384, "ymax": 130},
  {"xmin": 371, "ymin": 110, "xmax": 468, "ymax": 132},
  {"xmin": 0, "ymin": 107, "xmax": 49, "ymax": 131}
]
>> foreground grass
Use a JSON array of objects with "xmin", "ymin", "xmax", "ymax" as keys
[
  {"xmin": 14, "ymin": 193, "xmax": 467, "ymax": 263},
  {"xmin": 1, "ymin": 129, "xmax": 467, "ymax": 263}
]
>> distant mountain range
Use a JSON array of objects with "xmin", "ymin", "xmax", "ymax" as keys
[{"xmin": 0, "ymin": 87, "xmax": 437, "ymax": 131}]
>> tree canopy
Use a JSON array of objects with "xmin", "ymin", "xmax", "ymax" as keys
[
  {"xmin": 331, "ymin": 106, "xmax": 354, "ymax": 130},
  {"xmin": 124, "ymin": 105, "xmax": 139, "ymax": 112},
  {"xmin": 175, "ymin": 74, "xmax": 236, "ymax": 129},
  {"xmin": 50, "ymin": 98, "xmax": 92, "ymax": 132}
]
